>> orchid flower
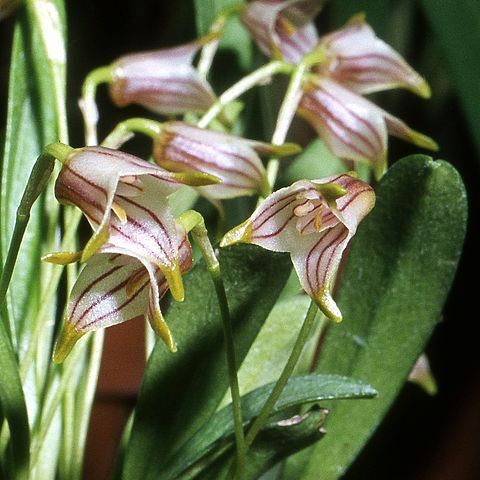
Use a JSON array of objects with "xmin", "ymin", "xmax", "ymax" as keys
[
  {"xmin": 153, "ymin": 121, "xmax": 301, "ymax": 200},
  {"xmin": 221, "ymin": 173, "xmax": 375, "ymax": 322},
  {"xmin": 108, "ymin": 36, "xmax": 217, "ymax": 115},
  {"xmin": 52, "ymin": 229, "xmax": 193, "ymax": 363},
  {"xmin": 80, "ymin": 35, "xmax": 218, "ymax": 144},
  {"xmin": 298, "ymin": 77, "xmax": 438, "ymax": 179},
  {"xmin": 316, "ymin": 14, "xmax": 431, "ymax": 98},
  {"xmin": 44, "ymin": 145, "xmax": 217, "ymax": 298},
  {"xmin": 240, "ymin": 0, "xmax": 324, "ymax": 63}
]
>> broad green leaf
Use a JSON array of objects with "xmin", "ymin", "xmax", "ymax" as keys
[
  {"xmin": 283, "ymin": 156, "xmax": 467, "ymax": 479},
  {"xmin": 420, "ymin": 0, "xmax": 480, "ymax": 155},
  {"xmin": 159, "ymin": 374, "xmax": 376, "ymax": 480},
  {"xmin": 122, "ymin": 245, "xmax": 292, "ymax": 480}
]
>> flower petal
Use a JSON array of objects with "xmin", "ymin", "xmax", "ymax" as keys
[
  {"xmin": 240, "ymin": 0, "xmax": 322, "ymax": 63},
  {"xmin": 319, "ymin": 15, "xmax": 431, "ymax": 97},
  {"xmin": 55, "ymin": 146, "xmax": 199, "ymax": 260},
  {"xmin": 298, "ymin": 78, "xmax": 388, "ymax": 166},
  {"xmin": 109, "ymin": 38, "xmax": 216, "ymax": 115},
  {"xmin": 290, "ymin": 223, "xmax": 349, "ymax": 322},
  {"xmin": 154, "ymin": 121, "xmax": 269, "ymax": 199}
]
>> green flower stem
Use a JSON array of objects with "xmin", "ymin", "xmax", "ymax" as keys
[
  {"xmin": 197, "ymin": 3, "xmax": 245, "ymax": 78},
  {"xmin": 177, "ymin": 210, "xmax": 246, "ymax": 480},
  {"xmin": 244, "ymin": 300, "xmax": 318, "ymax": 450},
  {"xmin": 0, "ymin": 152, "xmax": 55, "ymax": 335},
  {"xmin": 80, "ymin": 65, "xmax": 114, "ymax": 145},
  {"xmin": 198, "ymin": 60, "xmax": 293, "ymax": 128},
  {"xmin": 264, "ymin": 61, "xmax": 308, "ymax": 196},
  {"xmin": 101, "ymin": 117, "xmax": 163, "ymax": 149}
]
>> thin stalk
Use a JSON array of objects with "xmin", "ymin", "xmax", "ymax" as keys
[
  {"xmin": 198, "ymin": 60, "xmax": 292, "ymax": 128},
  {"xmin": 101, "ymin": 117, "xmax": 163, "ymax": 149},
  {"xmin": 264, "ymin": 62, "xmax": 308, "ymax": 197},
  {"xmin": 244, "ymin": 300, "xmax": 318, "ymax": 449},
  {"xmin": 177, "ymin": 210, "xmax": 246, "ymax": 480},
  {"xmin": 79, "ymin": 66, "xmax": 114, "ymax": 145}
]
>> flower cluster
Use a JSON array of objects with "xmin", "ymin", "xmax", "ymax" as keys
[
  {"xmin": 50, "ymin": 0, "xmax": 438, "ymax": 362},
  {"xmin": 241, "ymin": 4, "xmax": 437, "ymax": 177},
  {"xmin": 47, "ymin": 146, "xmax": 216, "ymax": 362}
]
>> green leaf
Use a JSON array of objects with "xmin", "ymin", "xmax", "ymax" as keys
[
  {"xmin": 283, "ymin": 155, "xmax": 467, "ymax": 479},
  {"xmin": 420, "ymin": 0, "xmax": 480, "ymax": 155},
  {"xmin": 159, "ymin": 374, "xmax": 376, "ymax": 480},
  {"xmin": 0, "ymin": 0, "xmax": 66, "ymax": 477},
  {"xmin": 0, "ymin": 321, "xmax": 30, "ymax": 480},
  {"xmin": 121, "ymin": 245, "xmax": 292, "ymax": 480}
]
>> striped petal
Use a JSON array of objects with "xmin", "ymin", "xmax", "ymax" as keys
[
  {"xmin": 318, "ymin": 15, "xmax": 431, "ymax": 98},
  {"xmin": 53, "ymin": 232, "xmax": 193, "ymax": 362},
  {"xmin": 221, "ymin": 174, "xmax": 374, "ymax": 321},
  {"xmin": 55, "ymin": 146, "xmax": 210, "ymax": 262},
  {"xmin": 240, "ymin": 0, "xmax": 322, "ymax": 63},
  {"xmin": 109, "ymin": 38, "xmax": 216, "ymax": 115},
  {"xmin": 298, "ymin": 78, "xmax": 388, "ymax": 169},
  {"xmin": 154, "ymin": 122, "xmax": 299, "ymax": 200}
]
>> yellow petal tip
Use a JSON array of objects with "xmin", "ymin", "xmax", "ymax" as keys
[
  {"xmin": 314, "ymin": 288, "xmax": 342, "ymax": 323},
  {"xmin": 148, "ymin": 311, "xmax": 176, "ymax": 352},
  {"xmin": 220, "ymin": 219, "xmax": 252, "ymax": 247},
  {"xmin": 160, "ymin": 261, "xmax": 185, "ymax": 302},
  {"xmin": 52, "ymin": 322, "xmax": 85, "ymax": 364}
]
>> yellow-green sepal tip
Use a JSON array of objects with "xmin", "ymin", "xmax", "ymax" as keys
[
  {"xmin": 53, "ymin": 322, "xmax": 85, "ymax": 364},
  {"xmin": 220, "ymin": 219, "xmax": 252, "ymax": 247}
]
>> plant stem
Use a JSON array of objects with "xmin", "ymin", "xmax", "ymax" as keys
[
  {"xmin": 198, "ymin": 60, "xmax": 293, "ymax": 128},
  {"xmin": 0, "ymin": 152, "xmax": 55, "ymax": 334},
  {"xmin": 244, "ymin": 300, "xmax": 318, "ymax": 450},
  {"xmin": 79, "ymin": 66, "xmax": 114, "ymax": 145},
  {"xmin": 101, "ymin": 117, "xmax": 163, "ymax": 149},
  {"xmin": 177, "ymin": 210, "xmax": 246, "ymax": 480},
  {"xmin": 264, "ymin": 61, "xmax": 308, "ymax": 196}
]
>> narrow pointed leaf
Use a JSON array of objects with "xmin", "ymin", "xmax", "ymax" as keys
[
  {"xmin": 283, "ymin": 155, "xmax": 467, "ymax": 479},
  {"xmin": 159, "ymin": 374, "xmax": 376, "ymax": 480},
  {"xmin": 122, "ymin": 245, "xmax": 291, "ymax": 480}
]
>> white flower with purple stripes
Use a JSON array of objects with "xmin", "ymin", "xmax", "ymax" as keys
[
  {"xmin": 153, "ymin": 121, "xmax": 300, "ymax": 200},
  {"xmin": 108, "ymin": 36, "xmax": 217, "ymax": 115},
  {"xmin": 298, "ymin": 77, "xmax": 438, "ymax": 179},
  {"xmin": 221, "ymin": 173, "xmax": 375, "ymax": 322},
  {"xmin": 52, "ymin": 230, "xmax": 193, "ymax": 363},
  {"xmin": 316, "ymin": 14, "xmax": 431, "ymax": 98}
]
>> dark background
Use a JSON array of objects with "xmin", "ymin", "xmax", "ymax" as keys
[{"xmin": 1, "ymin": 1, "xmax": 479, "ymax": 479}]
